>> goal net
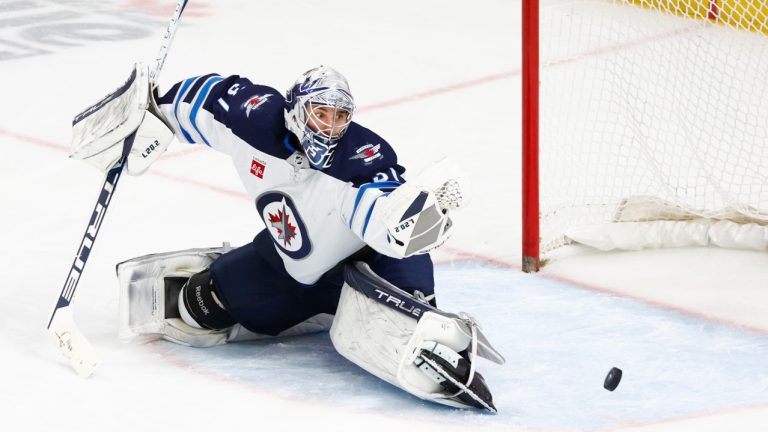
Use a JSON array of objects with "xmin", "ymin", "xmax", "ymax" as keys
[{"xmin": 523, "ymin": 0, "xmax": 768, "ymax": 271}]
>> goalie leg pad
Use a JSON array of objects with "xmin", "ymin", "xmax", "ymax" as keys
[
  {"xmin": 396, "ymin": 311, "xmax": 500, "ymax": 412},
  {"xmin": 330, "ymin": 282, "xmax": 439, "ymax": 392},
  {"xmin": 116, "ymin": 245, "xmax": 233, "ymax": 347},
  {"xmin": 117, "ymin": 244, "xmax": 334, "ymax": 347},
  {"xmin": 416, "ymin": 341, "xmax": 496, "ymax": 412},
  {"xmin": 330, "ymin": 262, "xmax": 502, "ymax": 411}
]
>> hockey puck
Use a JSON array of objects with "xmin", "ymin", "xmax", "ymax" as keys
[{"xmin": 603, "ymin": 367, "xmax": 622, "ymax": 391}]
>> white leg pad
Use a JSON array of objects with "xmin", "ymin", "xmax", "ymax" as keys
[
  {"xmin": 330, "ymin": 283, "xmax": 417, "ymax": 388},
  {"xmin": 160, "ymin": 318, "xmax": 229, "ymax": 348},
  {"xmin": 397, "ymin": 311, "xmax": 472, "ymax": 405},
  {"xmin": 117, "ymin": 245, "xmax": 334, "ymax": 347},
  {"xmin": 116, "ymin": 246, "xmax": 229, "ymax": 346},
  {"xmin": 227, "ymin": 314, "xmax": 334, "ymax": 342},
  {"xmin": 330, "ymin": 283, "xmax": 476, "ymax": 408}
]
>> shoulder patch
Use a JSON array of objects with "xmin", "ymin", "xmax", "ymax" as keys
[
  {"xmin": 250, "ymin": 157, "xmax": 267, "ymax": 179},
  {"xmin": 349, "ymin": 143, "xmax": 384, "ymax": 165},
  {"xmin": 242, "ymin": 93, "xmax": 274, "ymax": 118}
]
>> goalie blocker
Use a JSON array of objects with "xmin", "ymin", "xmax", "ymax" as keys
[
  {"xmin": 116, "ymin": 247, "xmax": 503, "ymax": 412},
  {"xmin": 70, "ymin": 62, "xmax": 175, "ymax": 176}
]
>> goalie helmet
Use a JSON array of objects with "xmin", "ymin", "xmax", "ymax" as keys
[{"xmin": 285, "ymin": 66, "xmax": 355, "ymax": 169}]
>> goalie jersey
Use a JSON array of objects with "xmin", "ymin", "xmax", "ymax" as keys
[{"xmin": 156, "ymin": 74, "xmax": 406, "ymax": 285}]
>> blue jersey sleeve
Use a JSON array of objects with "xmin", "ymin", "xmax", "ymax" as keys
[
  {"xmin": 156, "ymin": 75, "xmax": 288, "ymax": 157},
  {"xmin": 324, "ymin": 123, "xmax": 414, "ymax": 254}
]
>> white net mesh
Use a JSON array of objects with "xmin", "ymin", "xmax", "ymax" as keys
[{"xmin": 539, "ymin": 0, "xmax": 768, "ymax": 256}]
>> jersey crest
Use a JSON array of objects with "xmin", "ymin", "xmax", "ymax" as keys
[{"xmin": 256, "ymin": 192, "xmax": 312, "ymax": 259}]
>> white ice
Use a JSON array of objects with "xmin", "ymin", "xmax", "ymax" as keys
[{"xmin": 2, "ymin": 1, "xmax": 768, "ymax": 431}]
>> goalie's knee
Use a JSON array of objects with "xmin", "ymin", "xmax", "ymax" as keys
[{"xmin": 178, "ymin": 269, "xmax": 237, "ymax": 331}]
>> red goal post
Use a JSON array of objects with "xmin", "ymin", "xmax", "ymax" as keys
[{"xmin": 522, "ymin": 0, "xmax": 768, "ymax": 272}]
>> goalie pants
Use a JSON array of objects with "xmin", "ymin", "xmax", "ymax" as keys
[{"xmin": 208, "ymin": 230, "xmax": 435, "ymax": 336}]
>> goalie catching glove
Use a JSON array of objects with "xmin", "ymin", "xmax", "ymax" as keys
[
  {"xmin": 70, "ymin": 62, "xmax": 174, "ymax": 175},
  {"xmin": 381, "ymin": 159, "xmax": 468, "ymax": 257}
]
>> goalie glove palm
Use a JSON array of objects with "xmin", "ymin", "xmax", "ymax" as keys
[{"xmin": 382, "ymin": 183, "xmax": 453, "ymax": 257}]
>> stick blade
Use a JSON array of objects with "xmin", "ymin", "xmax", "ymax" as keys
[{"xmin": 48, "ymin": 308, "xmax": 99, "ymax": 378}]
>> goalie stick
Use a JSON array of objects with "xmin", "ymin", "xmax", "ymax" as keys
[{"xmin": 46, "ymin": 0, "xmax": 190, "ymax": 377}]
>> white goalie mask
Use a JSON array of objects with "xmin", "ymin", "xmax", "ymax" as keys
[{"xmin": 285, "ymin": 66, "xmax": 355, "ymax": 169}]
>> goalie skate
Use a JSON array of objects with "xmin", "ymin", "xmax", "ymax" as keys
[{"xmin": 416, "ymin": 341, "xmax": 497, "ymax": 413}]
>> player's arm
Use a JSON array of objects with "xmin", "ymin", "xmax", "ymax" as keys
[
  {"xmin": 68, "ymin": 67, "xmax": 265, "ymax": 175},
  {"xmin": 343, "ymin": 159, "xmax": 468, "ymax": 258},
  {"xmin": 155, "ymin": 74, "xmax": 284, "ymax": 155},
  {"xmin": 154, "ymin": 74, "xmax": 230, "ymax": 148}
]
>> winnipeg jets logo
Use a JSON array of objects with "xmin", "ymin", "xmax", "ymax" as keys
[
  {"xmin": 349, "ymin": 143, "xmax": 383, "ymax": 165},
  {"xmin": 242, "ymin": 94, "xmax": 273, "ymax": 118},
  {"xmin": 256, "ymin": 192, "xmax": 312, "ymax": 258},
  {"xmin": 268, "ymin": 206, "xmax": 297, "ymax": 246}
]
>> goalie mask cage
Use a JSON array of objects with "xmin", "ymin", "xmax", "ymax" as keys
[{"xmin": 522, "ymin": 0, "xmax": 768, "ymax": 272}]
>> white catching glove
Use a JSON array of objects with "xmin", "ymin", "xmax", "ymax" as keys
[
  {"xmin": 70, "ymin": 62, "xmax": 174, "ymax": 176},
  {"xmin": 381, "ymin": 159, "xmax": 469, "ymax": 257}
]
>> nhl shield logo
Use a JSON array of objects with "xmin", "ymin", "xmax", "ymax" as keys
[{"xmin": 256, "ymin": 192, "xmax": 311, "ymax": 259}]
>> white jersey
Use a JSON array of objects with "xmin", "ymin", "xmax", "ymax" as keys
[{"xmin": 157, "ymin": 74, "xmax": 406, "ymax": 284}]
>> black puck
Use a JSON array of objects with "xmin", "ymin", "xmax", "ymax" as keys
[{"xmin": 603, "ymin": 367, "xmax": 622, "ymax": 391}]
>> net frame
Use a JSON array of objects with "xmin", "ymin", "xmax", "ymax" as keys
[{"xmin": 522, "ymin": 0, "xmax": 768, "ymax": 272}]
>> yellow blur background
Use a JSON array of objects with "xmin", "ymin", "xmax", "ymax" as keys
[{"xmin": 628, "ymin": 0, "xmax": 768, "ymax": 34}]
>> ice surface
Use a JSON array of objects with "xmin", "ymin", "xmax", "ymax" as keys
[
  {"xmin": 2, "ymin": 1, "xmax": 768, "ymax": 431},
  {"xmin": 153, "ymin": 264, "xmax": 768, "ymax": 430}
]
